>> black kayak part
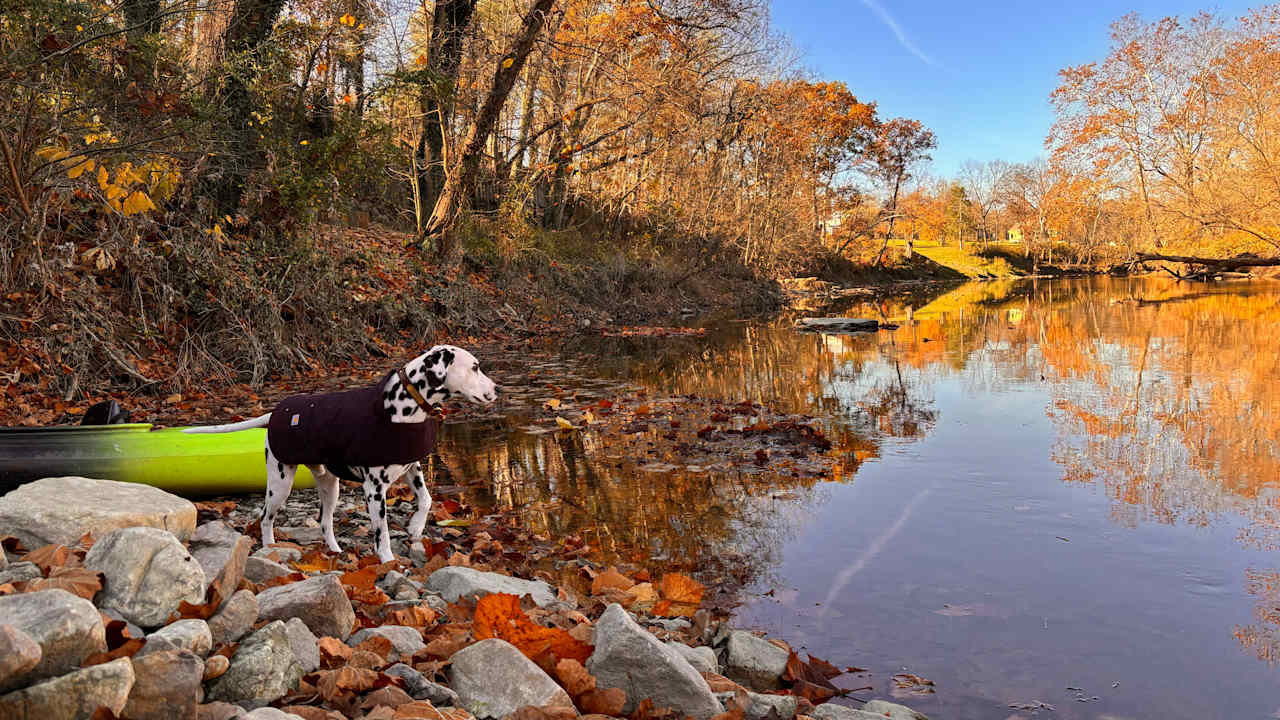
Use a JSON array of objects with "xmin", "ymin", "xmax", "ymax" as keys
[{"xmin": 81, "ymin": 400, "xmax": 131, "ymax": 426}]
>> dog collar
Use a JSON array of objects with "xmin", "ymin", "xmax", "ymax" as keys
[{"xmin": 397, "ymin": 368, "xmax": 443, "ymax": 419}]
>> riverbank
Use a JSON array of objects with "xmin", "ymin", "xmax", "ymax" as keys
[{"xmin": 0, "ymin": 475, "xmax": 929, "ymax": 720}]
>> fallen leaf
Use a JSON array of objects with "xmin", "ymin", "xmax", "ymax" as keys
[
  {"xmin": 23, "ymin": 544, "xmax": 69, "ymax": 572},
  {"xmin": 474, "ymin": 593, "xmax": 592, "ymax": 665},
  {"xmin": 591, "ymin": 567, "xmax": 635, "ymax": 595},
  {"xmin": 29, "ymin": 566, "xmax": 103, "ymax": 600}
]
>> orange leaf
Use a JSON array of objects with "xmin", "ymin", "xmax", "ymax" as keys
[
  {"xmin": 354, "ymin": 634, "xmax": 395, "ymax": 661},
  {"xmin": 590, "ymin": 567, "xmax": 634, "ymax": 595},
  {"xmin": 474, "ymin": 593, "xmax": 592, "ymax": 665},
  {"xmin": 579, "ymin": 687, "xmax": 627, "ymax": 715},
  {"xmin": 294, "ymin": 548, "xmax": 340, "ymax": 573},
  {"xmin": 23, "ymin": 544, "xmax": 69, "ymax": 573},
  {"xmin": 317, "ymin": 636, "xmax": 354, "ymax": 668},
  {"xmin": 29, "ymin": 566, "xmax": 103, "ymax": 600},
  {"xmin": 653, "ymin": 573, "xmax": 704, "ymax": 617},
  {"xmin": 553, "ymin": 658, "xmax": 595, "ymax": 697},
  {"xmin": 315, "ymin": 665, "xmax": 379, "ymax": 700},
  {"xmin": 386, "ymin": 604, "xmax": 439, "ymax": 629},
  {"xmin": 340, "ymin": 565, "xmax": 379, "ymax": 590}
]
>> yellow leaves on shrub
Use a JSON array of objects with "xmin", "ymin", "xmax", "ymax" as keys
[
  {"xmin": 555, "ymin": 417, "xmax": 575, "ymax": 430},
  {"xmin": 338, "ymin": 13, "xmax": 356, "ymax": 26},
  {"xmin": 121, "ymin": 190, "xmax": 156, "ymax": 215},
  {"xmin": 96, "ymin": 164, "xmax": 110, "ymax": 190},
  {"xmin": 502, "ymin": 58, "xmax": 515, "ymax": 69},
  {"xmin": 652, "ymin": 573, "xmax": 704, "ymax": 618},
  {"xmin": 35, "ymin": 146, "xmax": 69, "ymax": 162},
  {"xmin": 66, "ymin": 158, "xmax": 94, "ymax": 179},
  {"xmin": 473, "ymin": 593, "xmax": 593, "ymax": 665}
]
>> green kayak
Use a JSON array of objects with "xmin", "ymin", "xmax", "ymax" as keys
[{"xmin": 0, "ymin": 423, "xmax": 315, "ymax": 496}]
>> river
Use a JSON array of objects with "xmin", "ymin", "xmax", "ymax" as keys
[{"xmin": 438, "ymin": 276, "xmax": 1280, "ymax": 719}]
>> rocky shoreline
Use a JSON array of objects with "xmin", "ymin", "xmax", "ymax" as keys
[{"xmin": 0, "ymin": 476, "xmax": 928, "ymax": 720}]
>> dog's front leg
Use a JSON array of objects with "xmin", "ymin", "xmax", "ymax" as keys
[
  {"xmin": 405, "ymin": 461, "xmax": 432, "ymax": 543},
  {"xmin": 262, "ymin": 440, "xmax": 296, "ymax": 548},
  {"xmin": 308, "ymin": 465, "xmax": 342, "ymax": 553},
  {"xmin": 361, "ymin": 468, "xmax": 395, "ymax": 563}
]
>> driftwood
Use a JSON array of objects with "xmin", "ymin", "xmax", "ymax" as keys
[{"xmin": 1131, "ymin": 252, "xmax": 1278, "ymax": 282}]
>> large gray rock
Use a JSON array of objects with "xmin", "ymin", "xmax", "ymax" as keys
[
  {"xmin": 256, "ymin": 574, "xmax": 355, "ymax": 640},
  {"xmin": 0, "ymin": 589, "xmax": 106, "ymax": 691},
  {"xmin": 188, "ymin": 522, "xmax": 252, "ymax": 608},
  {"xmin": 208, "ymin": 589, "xmax": 259, "ymax": 645},
  {"xmin": 242, "ymin": 709, "xmax": 302, "ymax": 719},
  {"xmin": 667, "ymin": 641, "xmax": 718, "ymax": 674},
  {"xmin": 724, "ymin": 631, "xmax": 789, "ymax": 691},
  {"xmin": 0, "ymin": 562, "xmax": 42, "ymax": 585},
  {"xmin": 124, "ymin": 648, "xmax": 205, "ymax": 720},
  {"xmin": 284, "ymin": 618, "xmax": 320, "ymax": 673},
  {"xmin": 812, "ymin": 702, "xmax": 923, "ymax": 720},
  {"xmin": 0, "ymin": 545, "xmax": 7, "ymax": 569},
  {"xmin": 197, "ymin": 701, "xmax": 246, "ymax": 720},
  {"xmin": 205, "ymin": 621, "xmax": 303, "ymax": 706},
  {"xmin": 348, "ymin": 625, "xmax": 425, "ymax": 661},
  {"xmin": 385, "ymin": 662, "xmax": 459, "ymax": 705},
  {"xmin": 588, "ymin": 604, "xmax": 721, "ymax": 719},
  {"xmin": 244, "ymin": 556, "xmax": 292, "ymax": 584},
  {"xmin": 0, "ymin": 656, "xmax": 134, "ymax": 720},
  {"xmin": 0, "ymin": 476, "xmax": 196, "ymax": 548},
  {"xmin": 449, "ymin": 639, "xmax": 573, "ymax": 719},
  {"xmin": 0, "ymin": 625, "xmax": 41, "ymax": 691},
  {"xmin": 144, "ymin": 619, "xmax": 212, "ymax": 658},
  {"xmin": 424, "ymin": 567, "xmax": 556, "ymax": 607},
  {"xmin": 85, "ymin": 526, "xmax": 207, "ymax": 629}
]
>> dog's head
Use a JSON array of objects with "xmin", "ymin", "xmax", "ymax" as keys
[{"xmin": 405, "ymin": 345, "xmax": 498, "ymax": 407}]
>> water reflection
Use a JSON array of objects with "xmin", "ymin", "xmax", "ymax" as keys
[{"xmin": 436, "ymin": 276, "xmax": 1280, "ymax": 718}]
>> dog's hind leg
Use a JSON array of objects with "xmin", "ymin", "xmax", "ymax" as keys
[
  {"xmin": 361, "ymin": 467, "xmax": 395, "ymax": 563},
  {"xmin": 262, "ymin": 439, "xmax": 296, "ymax": 548},
  {"xmin": 308, "ymin": 465, "xmax": 342, "ymax": 553},
  {"xmin": 405, "ymin": 461, "xmax": 432, "ymax": 543}
]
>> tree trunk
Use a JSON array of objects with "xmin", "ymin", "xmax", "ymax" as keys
[
  {"xmin": 414, "ymin": 0, "xmax": 477, "ymax": 219},
  {"xmin": 205, "ymin": 0, "xmax": 287, "ymax": 216},
  {"xmin": 422, "ymin": 0, "xmax": 557, "ymax": 262}
]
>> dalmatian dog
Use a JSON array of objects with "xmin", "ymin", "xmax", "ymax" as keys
[{"xmin": 185, "ymin": 345, "xmax": 498, "ymax": 562}]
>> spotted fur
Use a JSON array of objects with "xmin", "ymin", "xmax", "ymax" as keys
[{"xmin": 192, "ymin": 344, "xmax": 497, "ymax": 562}]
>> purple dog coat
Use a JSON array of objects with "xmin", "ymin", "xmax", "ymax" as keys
[{"xmin": 267, "ymin": 371, "xmax": 439, "ymax": 482}]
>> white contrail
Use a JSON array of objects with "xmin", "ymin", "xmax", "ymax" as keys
[
  {"xmin": 858, "ymin": 0, "xmax": 936, "ymax": 67},
  {"xmin": 818, "ymin": 488, "xmax": 932, "ymax": 617}
]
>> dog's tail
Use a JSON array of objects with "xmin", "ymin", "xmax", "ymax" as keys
[{"xmin": 181, "ymin": 413, "xmax": 272, "ymax": 434}]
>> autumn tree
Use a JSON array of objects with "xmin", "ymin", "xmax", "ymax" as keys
[{"xmin": 869, "ymin": 118, "xmax": 936, "ymax": 264}]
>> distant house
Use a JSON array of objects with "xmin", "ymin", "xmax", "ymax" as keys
[
  {"xmin": 819, "ymin": 213, "xmax": 843, "ymax": 238},
  {"xmin": 1006, "ymin": 225, "xmax": 1024, "ymax": 243}
]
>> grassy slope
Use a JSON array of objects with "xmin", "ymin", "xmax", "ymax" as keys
[{"xmin": 886, "ymin": 239, "xmax": 1029, "ymax": 278}]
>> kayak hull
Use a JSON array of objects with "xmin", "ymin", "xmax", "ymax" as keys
[{"xmin": 0, "ymin": 424, "xmax": 315, "ymax": 497}]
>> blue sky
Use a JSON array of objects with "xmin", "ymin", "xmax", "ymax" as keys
[{"xmin": 769, "ymin": 1, "xmax": 1258, "ymax": 178}]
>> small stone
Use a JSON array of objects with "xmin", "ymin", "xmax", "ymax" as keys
[
  {"xmin": 242, "ymin": 709, "xmax": 300, "ymax": 720},
  {"xmin": 208, "ymin": 589, "xmax": 259, "ymax": 645},
  {"xmin": 256, "ymin": 574, "xmax": 355, "ymax": 639},
  {"xmin": 284, "ymin": 618, "xmax": 320, "ymax": 673},
  {"xmin": 650, "ymin": 618, "xmax": 692, "ymax": 632},
  {"xmin": 197, "ymin": 701, "xmax": 244, "ymax": 720},
  {"xmin": 424, "ymin": 567, "xmax": 556, "ymax": 607},
  {"xmin": 145, "ymin": 619, "xmax": 212, "ymax": 657},
  {"xmin": 449, "ymin": 639, "xmax": 574, "ymax": 719},
  {"xmin": 861, "ymin": 700, "xmax": 929, "ymax": 720},
  {"xmin": 205, "ymin": 621, "xmax": 303, "ymax": 706},
  {"xmin": 124, "ymin": 648, "xmax": 205, "ymax": 720},
  {"xmin": 0, "ymin": 625, "xmax": 41, "ymax": 690},
  {"xmin": 244, "ymin": 556, "xmax": 292, "ymax": 584},
  {"xmin": 666, "ymin": 641, "xmax": 717, "ymax": 674},
  {"xmin": 587, "ymin": 604, "xmax": 721, "ymax": 719},
  {"xmin": 0, "ymin": 476, "xmax": 196, "ymax": 549},
  {"xmin": 732, "ymin": 691, "xmax": 798, "ymax": 720},
  {"xmin": 723, "ymin": 631, "xmax": 789, "ymax": 691},
  {"xmin": 348, "ymin": 625, "xmax": 426, "ymax": 661},
  {"xmin": 188, "ymin": 521, "xmax": 252, "ymax": 608},
  {"xmin": 395, "ymin": 587, "xmax": 421, "ymax": 602},
  {"xmin": 384, "ymin": 663, "xmax": 460, "ymax": 705},
  {"xmin": 203, "ymin": 654, "xmax": 230, "ymax": 681},
  {"xmin": 0, "ymin": 656, "xmax": 134, "ymax": 720},
  {"xmin": 0, "ymin": 546, "xmax": 6, "ymax": 569},
  {"xmin": 811, "ymin": 703, "xmax": 899, "ymax": 720},
  {"xmin": 0, "ymin": 562, "xmax": 41, "ymax": 585},
  {"xmin": 0, "ymin": 589, "xmax": 106, "ymax": 692},
  {"xmin": 85, "ymin": 526, "xmax": 207, "ymax": 629},
  {"xmin": 252, "ymin": 546, "xmax": 301, "ymax": 564}
]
